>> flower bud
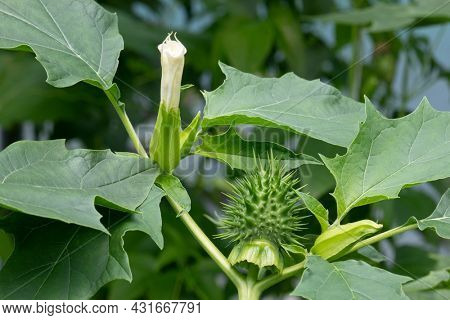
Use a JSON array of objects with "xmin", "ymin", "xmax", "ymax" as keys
[
  {"xmin": 149, "ymin": 33, "xmax": 187, "ymax": 172},
  {"xmin": 158, "ymin": 33, "xmax": 187, "ymax": 109}
]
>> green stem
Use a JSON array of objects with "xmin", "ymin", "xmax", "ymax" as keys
[
  {"xmin": 104, "ymin": 90, "xmax": 148, "ymax": 158},
  {"xmin": 344, "ymin": 223, "xmax": 418, "ymax": 255},
  {"xmin": 238, "ymin": 265, "xmax": 261, "ymax": 300},
  {"xmin": 106, "ymin": 82, "xmax": 245, "ymax": 294},
  {"xmin": 349, "ymin": 26, "xmax": 363, "ymax": 101},
  {"xmin": 255, "ymin": 260, "xmax": 306, "ymax": 293},
  {"xmin": 254, "ymin": 223, "xmax": 417, "ymax": 294},
  {"xmin": 166, "ymin": 196, "xmax": 245, "ymax": 289}
]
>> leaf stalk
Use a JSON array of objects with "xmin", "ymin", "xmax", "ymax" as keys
[
  {"xmin": 237, "ymin": 264, "xmax": 262, "ymax": 300},
  {"xmin": 104, "ymin": 90, "xmax": 148, "ymax": 158},
  {"xmin": 344, "ymin": 222, "xmax": 418, "ymax": 255},
  {"xmin": 166, "ymin": 196, "xmax": 245, "ymax": 290}
]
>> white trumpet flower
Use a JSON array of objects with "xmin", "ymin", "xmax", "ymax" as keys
[{"xmin": 158, "ymin": 33, "xmax": 187, "ymax": 109}]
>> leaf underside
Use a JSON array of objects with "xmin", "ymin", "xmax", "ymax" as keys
[
  {"xmin": 195, "ymin": 128, "xmax": 321, "ymax": 171},
  {"xmin": 0, "ymin": 0, "xmax": 123, "ymax": 89}
]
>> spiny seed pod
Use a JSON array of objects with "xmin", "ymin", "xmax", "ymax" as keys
[{"xmin": 217, "ymin": 157, "xmax": 306, "ymax": 272}]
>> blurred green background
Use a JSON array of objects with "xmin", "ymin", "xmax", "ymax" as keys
[{"xmin": 0, "ymin": 0, "xmax": 449, "ymax": 299}]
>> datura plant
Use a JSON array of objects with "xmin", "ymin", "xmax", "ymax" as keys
[{"xmin": 0, "ymin": 0, "xmax": 449, "ymax": 300}]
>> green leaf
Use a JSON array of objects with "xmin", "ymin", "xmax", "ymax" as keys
[
  {"xmin": 216, "ymin": 18, "xmax": 274, "ymax": 73},
  {"xmin": 195, "ymin": 128, "xmax": 321, "ymax": 171},
  {"xmin": 293, "ymin": 255, "xmax": 411, "ymax": 300},
  {"xmin": 418, "ymin": 189, "xmax": 450, "ymax": 239},
  {"xmin": 183, "ymin": 260, "xmax": 225, "ymax": 300},
  {"xmin": 0, "ymin": 140, "xmax": 160, "ymax": 233},
  {"xmin": 312, "ymin": 0, "xmax": 450, "ymax": 32},
  {"xmin": 356, "ymin": 245, "xmax": 386, "ymax": 264},
  {"xmin": 113, "ymin": 9, "xmax": 164, "ymax": 60},
  {"xmin": 133, "ymin": 186, "xmax": 166, "ymax": 248},
  {"xmin": 323, "ymin": 98, "xmax": 450, "ymax": 219},
  {"xmin": 393, "ymin": 245, "xmax": 450, "ymax": 278},
  {"xmin": 106, "ymin": 253, "xmax": 181, "ymax": 300},
  {"xmin": 296, "ymin": 192, "xmax": 329, "ymax": 232},
  {"xmin": 299, "ymin": 138, "xmax": 343, "ymax": 198},
  {"xmin": 0, "ymin": 0, "xmax": 123, "ymax": 89},
  {"xmin": 269, "ymin": 3, "xmax": 306, "ymax": 76},
  {"xmin": 310, "ymin": 220, "xmax": 382, "ymax": 260},
  {"xmin": 0, "ymin": 52, "xmax": 101, "ymax": 128},
  {"xmin": 156, "ymin": 174, "xmax": 191, "ymax": 213},
  {"xmin": 338, "ymin": 245, "xmax": 386, "ymax": 265},
  {"xmin": 403, "ymin": 269, "xmax": 450, "ymax": 300},
  {"xmin": 0, "ymin": 187, "xmax": 164, "ymax": 299},
  {"xmin": 202, "ymin": 63, "xmax": 365, "ymax": 148},
  {"xmin": 0, "ymin": 228, "xmax": 14, "ymax": 269},
  {"xmin": 106, "ymin": 253, "xmax": 159, "ymax": 300}
]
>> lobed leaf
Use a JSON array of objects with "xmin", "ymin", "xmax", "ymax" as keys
[
  {"xmin": 323, "ymin": 98, "xmax": 450, "ymax": 219},
  {"xmin": 0, "ymin": 140, "xmax": 160, "ymax": 234},
  {"xmin": 0, "ymin": 187, "xmax": 164, "ymax": 299},
  {"xmin": 195, "ymin": 128, "xmax": 321, "ymax": 171},
  {"xmin": 202, "ymin": 63, "xmax": 365, "ymax": 148},
  {"xmin": 180, "ymin": 112, "xmax": 201, "ymax": 158},
  {"xmin": 292, "ymin": 255, "xmax": 411, "ymax": 300},
  {"xmin": 0, "ymin": 0, "xmax": 123, "ymax": 89}
]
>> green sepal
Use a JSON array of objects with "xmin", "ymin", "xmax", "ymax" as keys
[
  {"xmin": 228, "ymin": 239, "xmax": 283, "ymax": 272},
  {"xmin": 149, "ymin": 103, "xmax": 181, "ymax": 173},
  {"xmin": 296, "ymin": 191, "xmax": 329, "ymax": 232},
  {"xmin": 310, "ymin": 220, "xmax": 382, "ymax": 260},
  {"xmin": 180, "ymin": 112, "xmax": 201, "ymax": 158},
  {"xmin": 281, "ymin": 244, "xmax": 307, "ymax": 257}
]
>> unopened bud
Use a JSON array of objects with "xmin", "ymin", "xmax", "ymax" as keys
[{"xmin": 158, "ymin": 33, "xmax": 187, "ymax": 109}]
